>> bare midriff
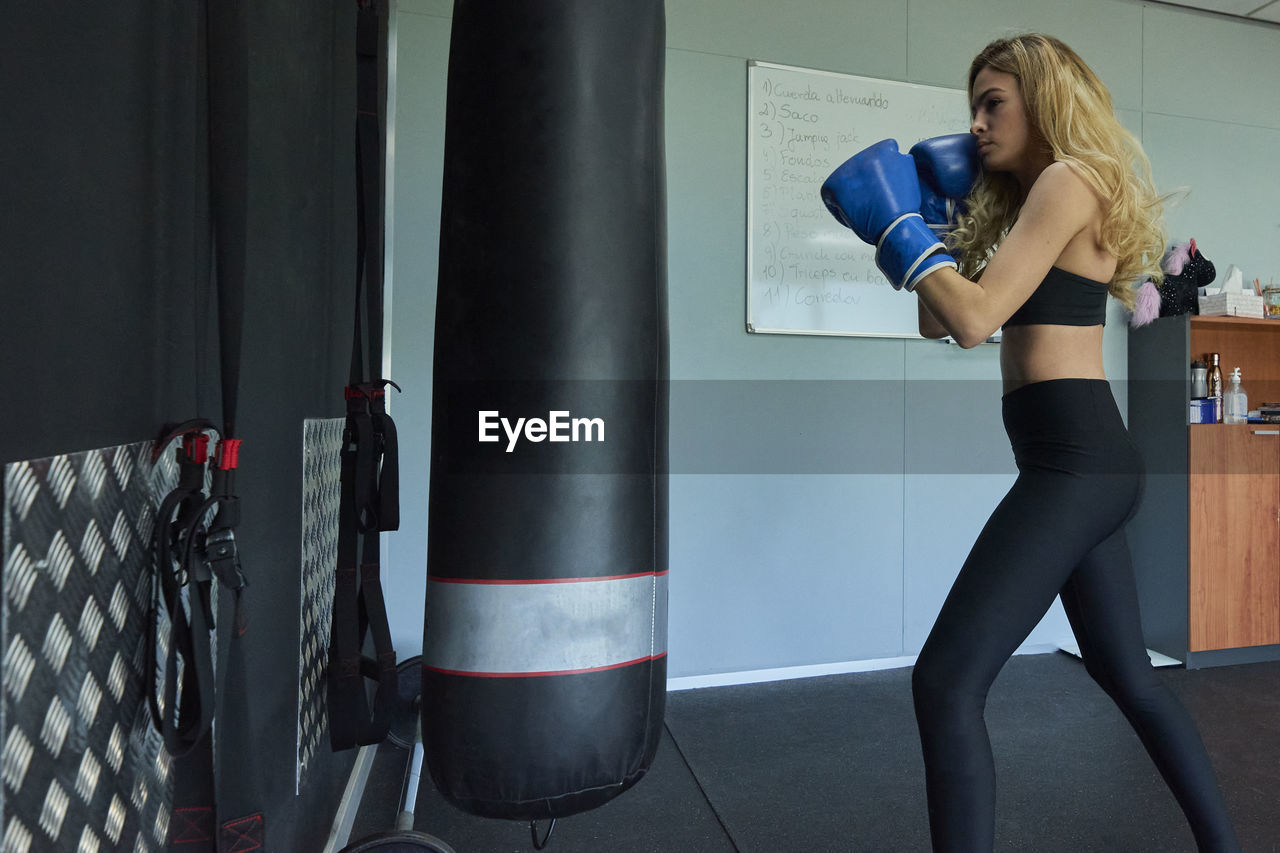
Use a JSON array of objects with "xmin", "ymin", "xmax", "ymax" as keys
[
  {"xmin": 999, "ymin": 323, "xmax": 1107, "ymax": 395},
  {"xmin": 997, "ymin": 224, "xmax": 1115, "ymax": 394}
]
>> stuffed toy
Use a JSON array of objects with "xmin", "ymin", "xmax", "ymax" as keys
[
  {"xmin": 1129, "ymin": 279, "xmax": 1161, "ymax": 327},
  {"xmin": 1158, "ymin": 237, "xmax": 1215, "ymax": 317}
]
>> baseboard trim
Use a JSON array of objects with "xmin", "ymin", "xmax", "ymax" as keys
[
  {"xmin": 1057, "ymin": 642, "xmax": 1183, "ymax": 668},
  {"xmin": 666, "ymin": 645, "xmax": 1063, "ymax": 692},
  {"xmin": 1186, "ymin": 643, "xmax": 1280, "ymax": 670}
]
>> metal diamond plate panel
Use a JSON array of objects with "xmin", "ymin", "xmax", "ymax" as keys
[
  {"xmin": 3, "ymin": 442, "xmax": 177, "ymax": 853},
  {"xmin": 296, "ymin": 418, "xmax": 343, "ymax": 791}
]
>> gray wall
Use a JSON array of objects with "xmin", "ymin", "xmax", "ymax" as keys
[{"xmin": 384, "ymin": 0, "xmax": 1280, "ymax": 683}]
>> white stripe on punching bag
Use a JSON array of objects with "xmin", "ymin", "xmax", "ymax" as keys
[{"xmin": 424, "ymin": 571, "xmax": 669, "ymax": 677}]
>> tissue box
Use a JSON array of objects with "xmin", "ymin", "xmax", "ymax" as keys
[{"xmin": 1200, "ymin": 291, "xmax": 1264, "ymax": 318}]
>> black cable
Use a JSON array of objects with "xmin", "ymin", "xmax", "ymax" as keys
[
  {"xmin": 662, "ymin": 721, "xmax": 743, "ymax": 853},
  {"xmin": 529, "ymin": 818, "xmax": 556, "ymax": 850}
]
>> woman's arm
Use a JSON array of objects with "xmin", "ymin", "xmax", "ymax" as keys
[
  {"xmin": 911, "ymin": 162, "xmax": 1100, "ymax": 347},
  {"xmin": 917, "ymin": 296, "xmax": 949, "ymax": 339}
]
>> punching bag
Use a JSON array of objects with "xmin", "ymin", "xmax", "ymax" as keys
[{"xmin": 423, "ymin": 0, "xmax": 668, "ymax": 823}]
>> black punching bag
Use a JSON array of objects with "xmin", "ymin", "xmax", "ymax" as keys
[{"xmin": 423, "ymin": 0, "xmax": 668, "ymax": 822}]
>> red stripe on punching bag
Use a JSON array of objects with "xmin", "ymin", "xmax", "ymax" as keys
[{"xmin": 431, "ymin": 570, "xmax": 668, "ymax": 585}]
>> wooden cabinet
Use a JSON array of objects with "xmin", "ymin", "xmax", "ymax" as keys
[
  {"xmin": 1128, "ymin": 314, "xmax": 1280, "ymax": 668},
  {"xmin": 1187, "ymin": 426, "xmax": 1280, "ymax": 652}
]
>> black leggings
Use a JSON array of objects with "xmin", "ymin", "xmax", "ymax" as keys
[{"xmin": 911, "ymin": 379, "xmax": 1240, "ymax": 852}]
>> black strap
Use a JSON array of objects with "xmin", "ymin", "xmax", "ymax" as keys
[
  {"xmin": 327, "ymin": 0, "xmax": 401, "ymax": 752},
  {"xmin": 149, "ymin": 1, "xmax": 252, "ymax": 848},
  {"xmin": 148, "ymin": 435, "xmax": 249, "ymax": 748},
  {"xmin": 147, "ymin": 424, "xmax": 217, "ymax": 758},
  {"xmin": 353, "ymin": 0, "xmax": 384, "ymax": 387},
  {"xmin": 147, "ymin": 421, "xmax": 247, "ymax": 850},
  {"xmin": 328, "ymin": 385, "xmax": 399, "ymax": 749}
]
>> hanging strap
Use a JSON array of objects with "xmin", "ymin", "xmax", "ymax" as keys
[
  {"xmin": 148, "ymin": 424, "xmax": 217, "ymax": 850},
  {"xmin": 327, "ymin": 0, "xmax": 401, "ymax": 751},
  {"xmin": 147, "ymin": 422, "xmax": 217, "ymax": 758},
  {"xmin": 150, "ymin": 1, "xmax": 254, "ymax": 848},
  {"xmin": 352, "ymin": 0, "xmax": 385, "ymax": 386},
  {"xmin": 328, "ymin": 383, "xmax": 399, "ymax": 749},
  {"xmin": 147, "ymin": 419, "xmax": 248, "ymax": 753},
  {"xmin": 148, "ymin": 423, "xmax": 248, "ymax": 849}
]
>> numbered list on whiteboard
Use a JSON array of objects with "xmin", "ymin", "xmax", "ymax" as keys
[{"xmin": 747, "ymin": 61, "xmax": 968, "ymax": 337}]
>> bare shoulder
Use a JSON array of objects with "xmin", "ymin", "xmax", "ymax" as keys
[{"xmin": 1026, "ymin": 162, "xmax": 1103, "ymax": 220}]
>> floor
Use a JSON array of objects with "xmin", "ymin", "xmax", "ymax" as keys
[{"xmin": 346, "ymin": 652, "xmax": 1280, "ymax": 852}]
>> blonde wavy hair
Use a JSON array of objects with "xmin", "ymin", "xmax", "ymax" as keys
[{"xmin": 949, "ymin": 34, "xmax": 1168, "ymax": 310}]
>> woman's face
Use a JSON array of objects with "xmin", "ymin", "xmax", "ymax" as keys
[{"xmin": 969, "ymin": 67, "xmax": 1035, "ymax": 173}]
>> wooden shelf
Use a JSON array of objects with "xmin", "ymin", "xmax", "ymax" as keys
[
  {"xmin": 1191, "ymin": 315, "xmax": 1280, "ymax": 329},
  {"xmin": 1189, "ymin": 315, "xmax": 1280, "ymax": 384}
]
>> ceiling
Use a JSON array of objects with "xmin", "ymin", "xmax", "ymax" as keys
[{"xmin": 1158, "ymin": 0, "xmax": 1280, "ymax": 22}]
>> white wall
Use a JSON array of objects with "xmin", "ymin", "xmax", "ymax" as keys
[{"xmin": 383, "ymin": 0, "xmax": 1280, "ymax": 684}]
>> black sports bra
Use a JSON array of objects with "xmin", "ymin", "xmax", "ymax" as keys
[{"xmin": 1002, "ymin": 266, "xmax": 1109, "ymax": 328}]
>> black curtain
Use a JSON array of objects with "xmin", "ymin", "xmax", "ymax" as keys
[{"xmin": 1, "ymin": 3, "xmax": 360, "ymax": 849}]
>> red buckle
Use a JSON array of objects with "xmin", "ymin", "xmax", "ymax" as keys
[
  {"xmin": 344, "ymin": 384, "xmax": 386, "ymax": 401},
  {"xmin": 216, "ymin": 439, "xmax": 243, "ymax": 471},
  {"xmin": 183, "ymin": 433, "xmax": 211, "ymax": 465}
]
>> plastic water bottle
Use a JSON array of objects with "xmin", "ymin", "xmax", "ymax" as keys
[{"xmin": 1224, "ymin": 367, "xmax": 1248, "ymax": 424}]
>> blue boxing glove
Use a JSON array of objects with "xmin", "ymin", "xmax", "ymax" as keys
[
  {"xmin": 820, "ymin": 139, "xmax": 957, "ymax": 291},
  {"xmin": 909, "ymin": 133, "xmax": 979, "ymax": 235}
]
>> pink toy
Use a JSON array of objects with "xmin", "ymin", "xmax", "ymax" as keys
[
  {"xmin": 1129, "ymin": 279, "xmax": 1161, "ymax": 327},
  {"xmin": 1162, "ymin": 240, "xmax": 1190, "ymax": 276}
]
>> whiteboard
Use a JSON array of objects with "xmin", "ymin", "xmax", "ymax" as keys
[{"xmin": 747, "ymin": 61, "xmax": 972, "ymax": 337}]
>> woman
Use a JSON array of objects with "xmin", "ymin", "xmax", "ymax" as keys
[
  {"xmin": 828, "ymin": 34, "xmax": 1242, "ymax": 851},
  {"xmin": 915, "ymin": 34, "xmax": 1241, "ymax": 852}
]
